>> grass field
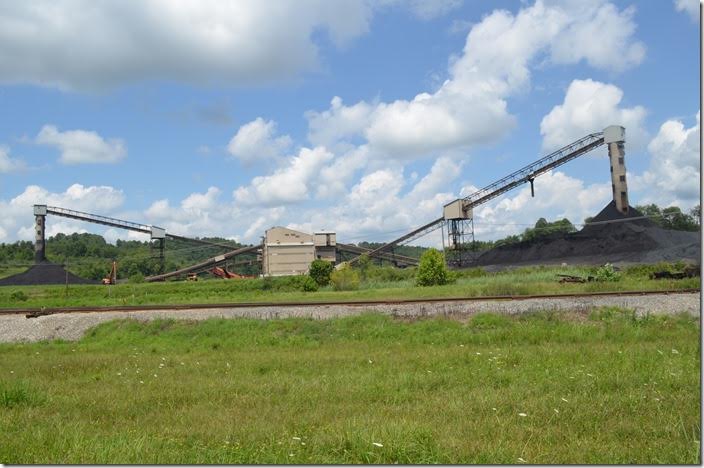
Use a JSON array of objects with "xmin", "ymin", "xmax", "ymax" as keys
[
  {"xmin": 0, "ymin": 264, "xmax": 699, "ymax": 309},
  {"xmin": 0, "ymin": 310, "xmax": 699, "ymax": 464}
]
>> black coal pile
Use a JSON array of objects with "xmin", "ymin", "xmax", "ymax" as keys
[
  {"xmin": 473, "ymin": 202, "xmax": 701, "ymax": 267},
  {"xmin": 0, "ymin": 262, "xmax": 96, "ymax": 286}
]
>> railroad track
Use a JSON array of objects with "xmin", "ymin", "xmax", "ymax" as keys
[{"xmin": 0, "ymin": 289, "xmax": 699, "ymax": 318}]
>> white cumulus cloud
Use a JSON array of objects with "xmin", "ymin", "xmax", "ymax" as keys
[
  {"xmin": 0, "ymin": 183, "xmax": 125, "ymax": 241},
  {"xmin": 0, "ymin": 145, "xmax": 26, "ymax": 173},
  {"xmin": 233, "ymin": 146, "xmax": 334, "ymax": 206},
  {"xmin": 306, "ymin": 0, "xmax": 646, "ymax": 161},
  {"xmin": 674, "ymin": 0, "xmax": 700, "ymax": 22},
  {"xmin": 0, "ymin": 0, "xmax": 374, "ymax": 91},
  {"xmin": 540, "ymin": 79, "xmax": 648, "ymax": 151},
  {"xmin": 632, "ymin": 112, "xmax": 700, "ymax": 208},
  {"xmin": 36, "ymin": 125, "xmax": 126, "ymax": 164},
  {"xmin": 227, "ymin": 118, "xmax": 292, "ymax": 165}
]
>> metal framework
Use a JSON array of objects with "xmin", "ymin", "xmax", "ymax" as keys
[
  {"xmin": 35, "ymin": 205, "xmax": 248, "ymax": 276},
  {"xmin": 349, "ymin": 131, "xmax": 607, "ymax": 266}
]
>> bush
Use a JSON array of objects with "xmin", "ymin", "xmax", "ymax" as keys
[
  {"xmin": 9, "ymin": 290, "xmax": 28, "ymax": 302},
  {"xmin": 595, "ymin": 263, "xmax": 621, "ymax": 282},
  {"xmin": 356, "ymin": 254, "xmax": 372, "ymax": 280},
  {"xmin": 309, "ymin": 259, "xmax": 334, "ymax": 286},
  {"xmin": 330, "ymin": 263, "xmax": 360, "ymax": 291},
  {"xmin": 301, "ymin": 275, "xmax": 319, "ymax": 292},
  {"xmin": 129, "ymin": 273, "xmax": 145, "ymax": 284},
  {"xmin": 416, "ymin": 248, "xmax": 450, "ymax": 286}
]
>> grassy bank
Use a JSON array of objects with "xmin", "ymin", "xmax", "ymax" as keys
[
  {"xmin": 0, "ymin": 311, "xmax": 700, "ymax": 464},
  {"xmin": 0, "ymin": 264, "xmax": 699, "ymax": 309}
]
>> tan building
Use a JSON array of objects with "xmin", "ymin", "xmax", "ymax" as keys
[
  {"xmin": 262, "ymin": 227, "xmax": 337, "ymax": 276},
  {"xmin": 314, "ymin": 231, "xmax": 336, "ymax": 262}
]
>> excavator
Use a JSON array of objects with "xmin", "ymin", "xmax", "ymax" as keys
[{"xmin": 102, "ymin": 261, "xmax": 117, "ymax": 285}]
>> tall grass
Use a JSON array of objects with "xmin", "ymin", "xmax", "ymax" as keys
[
  {"xmin": 0, "ymin": 311, "xmax": 699, "ymax": 464},
  {"xmin": 0, "ymin": 263, "xmax": 698, "ymax": 309}
]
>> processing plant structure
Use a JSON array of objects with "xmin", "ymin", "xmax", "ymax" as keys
[{"xmin": 3, "ymin": 124, "xmax": 697, "ymax": 285}]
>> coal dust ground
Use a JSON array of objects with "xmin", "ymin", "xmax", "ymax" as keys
[
  {"xmin": 470, "ymin": 202, "xmax": 700, "ymax": 269},
  {"xmin": 0, "ymin": 262, "xmax": 96, "ymax": 286}
]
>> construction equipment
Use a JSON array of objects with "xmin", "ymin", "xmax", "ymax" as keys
[
  {"xmin": 210, "ymin": 266, "xmax": 256, "ymax": 279},
  {"xmin": 102, "ymin": 261, "xmax": 117, "ymax": 285}
]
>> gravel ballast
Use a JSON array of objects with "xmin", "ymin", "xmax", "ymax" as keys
[{"xmin": 0, "ymin": 292, "xmax": 699, "ymax": 343}]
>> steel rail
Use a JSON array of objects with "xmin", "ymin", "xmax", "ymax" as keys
[{"xmin": 2, "ymin": 289, "xmax": 697, "ymax": 318}]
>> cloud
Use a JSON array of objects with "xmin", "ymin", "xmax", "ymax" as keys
[
  {"xmin": 540, "ymin": 79, "xmax": 648, "ymax": 151},
  {"xmin": 379, "ymin": 0, "xmax": 464, "ymax": 20},
  {"xmin": 631, "ymin": 112, "xmax": 700, "ymax": 208},
  {"xmin": 548, "ymin": 2, "xmax": 646, "ymax": 72},
  {"xmin": 0, "ymin": 0, "xmax": 374, "ymax": 91},
  {"xmin": 674, "ymin": 0, "xmax": 700, "ymax": 21},
  {"xmin": 471, "ymin": 170, "xmax": 612, "ymax": 240},
  {"xmin": 0, "ymin": 145, "xmax": 26, "ymax": 173},
  {"xmin": 227, "ymin": 118, "xmax": 292, "ymax": 165},
  {"xmin": 233, "ymin": 146, "xmax": 333, "ymax": 206},
  {"xmin": 36, "ymin": 125, "xmax": 126, "ymax": 164},
  {"xmin": 0, "ymin": 183, "xmax": 125, "ymax": 241},
  {"xmin": 306, "ymin": 0, "xmax": 646, "ymax": 161}
]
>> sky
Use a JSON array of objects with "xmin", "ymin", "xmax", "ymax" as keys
[{"xmin": 0, "ymin": 0, "xmax": 700, "ymax": 247}]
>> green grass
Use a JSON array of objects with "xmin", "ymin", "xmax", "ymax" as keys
[
  {"xmin": 0, "ymin": 311, "xmax": 699, "ymax": 464},
  {"xmin": 0, "ymin": 264, "xmax": 698, "ymax": 309}
]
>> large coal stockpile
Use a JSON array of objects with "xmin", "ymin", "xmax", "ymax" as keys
[
  {"xmin": 473, "ymin": 202, "xmax": 701, "ymax": 267},
  {"xmin": 0, "ymin": 262, "xmax": 96, "ymax": 286}
]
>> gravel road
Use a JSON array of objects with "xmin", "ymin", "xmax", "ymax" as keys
[{"xmin": 0, "ymin": 292, "xmax": 699, "ymax": 343}]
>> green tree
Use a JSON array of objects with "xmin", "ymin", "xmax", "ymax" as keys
[
  {"xmin": 309, "ymin": 259, "xmax": 334, "ymax": 286},
  {"xmin": 416, "ymin": 248, "xmax": 450, "ymax": 286}
]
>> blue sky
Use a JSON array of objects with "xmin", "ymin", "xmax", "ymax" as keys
[{"xmin": 0, "ymin": 0, "xmax": 700, "ymax": 246}]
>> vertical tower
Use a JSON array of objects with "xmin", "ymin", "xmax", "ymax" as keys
[
  {"xmin": 33, "ymin": 204, "xmax": 47, "ymax": 263},
  {"xmin": 604, "ymin": 126, "xmax": 628, "ymax": 214}
]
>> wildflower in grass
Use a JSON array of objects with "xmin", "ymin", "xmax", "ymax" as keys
[
  {"xmin": 476, "ymin": 352, "xmax": 481, "ymax": 355},
  {"xmin": 301, "ymin": 442, "xmax": 306, "ymax": 446},
  {"xmin": 561, "ymin": 398, "xmax": 568, "ymax": 402},
  {"xmin": 372, "ymin": 442, "xmax": 383, "ymax": 447},
  {"xmin": 518, "ymin": 413, "xmax": 527, "ymax": 417},
  {"xmin": 289, "ymin": 453, "xmax": 294, "ymax": 457},
  {"xmin": 139, "ymin": 380, "xmax": 144, "ymax": 384},
  {"xmin": 10, "ymin": 371, "xmax": 13, "ymax": 374},
  {"xmin": 117, "ymin": 372, "xmax": 122, "ymax": 376},
  {"xmin": 292, "ymin": 437, "xmax": 301, "ymax": 441},
  {"xmin": 492, "ymin": 407, "xmax": 497, "ymax": 411},
  {"xmin": 153, "ymin": 374, "xmax": 157, "ymax": 377},
  {"xmin": 368, "ymin": 359, "xmax": 373, "ymax": 364}
]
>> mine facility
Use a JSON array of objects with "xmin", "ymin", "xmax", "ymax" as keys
[{"xmin": 0, "ymin": 125, "xmax": 699, "ymax": 286}]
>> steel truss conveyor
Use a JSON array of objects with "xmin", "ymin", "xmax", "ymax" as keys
[
  {"xmin": 32, "ymin": 204, "xmax": 248, "ymax": 275},
  {"xmin": 351, "ymin": 131, "xmax": 607, "ymax": 265}
]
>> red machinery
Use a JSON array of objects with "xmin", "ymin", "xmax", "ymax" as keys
[{"xmin": 209, "ymin": 266, "xmax": 254, "ymax": 279}]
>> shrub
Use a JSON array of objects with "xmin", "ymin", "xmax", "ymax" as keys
[
  {"xmin": 9, "ymin": 290, "xmax": 28, "ymax": 302},
  {"xmin": 129, "ymin": 273, "xmax": 145, "ymax": 284},
  {"xmin": 356, "ymin": 254, "xmax": 372, "ymax": 280},
  {"xmin": 301, "ymin": 275, "xmax": 319, "ymax": 292},
  {"xmin": 330, "ymin": 263, "xmax": 360, "ymax": 291},
  {"xmin": 595, "ymin": 263, "xmax": 621, "ymax": 282},
  {"xmin": 309, "ymin": 259, "xmax": 334, "ymax": 286},
  {"xmin": 416, "ymin": 248, "xmax": 450, "ymax": 286}
]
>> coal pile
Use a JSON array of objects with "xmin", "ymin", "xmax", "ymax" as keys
[
  {"xmin": 472, "ymin": 202, "xmax": 701, "ymax": 268},
  {"xmin": 0, "ymin": 262, "xmax": 96, "ymax": 286}
]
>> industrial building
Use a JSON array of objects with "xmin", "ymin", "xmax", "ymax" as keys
[{"xmin": 261, "ymin": 227, "xmax": 337, "ymax": 277}]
